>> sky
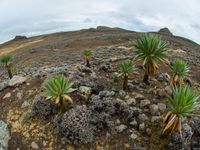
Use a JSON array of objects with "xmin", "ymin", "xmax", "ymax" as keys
[{"xmin": 0, "ymin": 0, "xmax": 200, "ymax": 44}]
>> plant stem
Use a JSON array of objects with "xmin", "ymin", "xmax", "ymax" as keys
[
  {"xmin": 86, "ymin": 59, "xmax": 90, "ymax": 68},
  {"xmin": 123, "ymin": 75, "xmax": 128, "ymax": 91},
  {"xmin": 143, "ymin": 73, "xmax": 150, "ymax": 85}
]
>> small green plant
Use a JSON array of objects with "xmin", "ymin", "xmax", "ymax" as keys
[
  {"xmin": 83, "ymin": 48, "xmax": 93, "ymax": 67},
  {"xmin": 118, "ymin": 60, "xmax": 134, "ymax": 91},
  {"xmin": 163, "ymin": 86, "xmax": 200, "ymax": 138},
  {"xmin": 170, "ymin": 59, "xmax": 189, "ymax": 86},
  {"xmin": 0, "ymin": 54, "xmax": 13, "ymax": 79},
  {"xmin": 134, "ymin": 33, "xmax": 168, "ymax": 84},
  {"xmin": 42, "ymin": 76, "xmax": 74, "ymax": 112}
]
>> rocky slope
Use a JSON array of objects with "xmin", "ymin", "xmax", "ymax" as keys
[{"xmin": 0, "ymin": 26, "xmax": 200, "ymax": 150}]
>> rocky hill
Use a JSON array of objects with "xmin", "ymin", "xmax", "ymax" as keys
[{"xmin": 0, "ymin": 26, "xmax": 200, "ymax": 150}]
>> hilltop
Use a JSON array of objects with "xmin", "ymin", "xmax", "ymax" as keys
[{"xmin": 0, "ymin": 26, "xmax": 200, "ymax": 150}]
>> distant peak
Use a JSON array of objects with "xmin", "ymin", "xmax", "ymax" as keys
[
  {"xmin": 158, "ymin": 28, "xmax": 173, "ymax": 36},
  {"xmin": 13, "ymin": 35, "xmax": 27, "ymax": 41}
]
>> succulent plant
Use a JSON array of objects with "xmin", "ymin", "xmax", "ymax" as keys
[
  {"xmin": 83, "ymin": 48, "xmax": 93, "ymax": 67},
  {"xmin": 134, "ymin": 33, "xmax": 168, "ymax": 84},
  {"xmin": 118, "ymin": 60, "xmax": 134, "ymax": 91},
  {"xmin": 0, "ymin": 53, "xmax": 13, "ymax": 79},
  {"xmin": 163, "ymin": 86, "xmax": 200, "ymax": 138},
  {"xmin": 170, "ymin": 58, "xmax": 189, "ymax": 86},
  {"xmin": 42, "ymin": 76, "xmax": 74, "ymax": 112}
]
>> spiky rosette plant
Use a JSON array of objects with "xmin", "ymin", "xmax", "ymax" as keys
[
  {"xmin": 163, "ymin": 86, "xmax": 200, "ymax": 138},
  {"xmin": 42, "ymin": 76, "xmax": 74, "ymax": 112},
  {"xmin": 0, "ymin": 53, "xmax": 13, "ymax": 79},
  {"xmin": 170, "ymin": 58, "xmax": 189, "ymax": 86},
  {"xmin": 134, "ymin": 33, "xmax": 168, "ymax": 84},
  {"xmin": 83, "ymin": 48, "xmax": 93, "ymax": 67},
  {"xmin": 118, "ymin": 60, "xmax": 134, "ymax": 91}
]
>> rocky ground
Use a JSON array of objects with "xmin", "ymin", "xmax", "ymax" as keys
[{"xmin": 0, "ymin": 26, "xmax": 200, "ymax": 150}]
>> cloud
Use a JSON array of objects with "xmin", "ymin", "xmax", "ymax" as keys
[{"xmin": 0, "ymin": 0, "xmax": 200, "ymax": 43}]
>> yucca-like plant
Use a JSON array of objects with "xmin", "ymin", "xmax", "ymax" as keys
[
  {"xmin": 83, "ymin": 48, "xmax": 93, "ymax": 67},
  {"xmin": 170, "ymin": 59, "xmax": 189, "ymax": 86},
  {"xmin": 134, "ymin": 33, "xmax": 168, "ymax": 84},
  {"xmin": 118, "ymin": 60, "xmax": 134, "ymax": 91},
  {"xmin": 163, "ymin": 86, "xmax": 200, "ymax": 138},
  {"xmin": 42, "ymin": 76, "xmax": 74, "ymax": 112},
  {"xmin": 0, "ymin": 54, "xmax": 13, "ymax": 79}
]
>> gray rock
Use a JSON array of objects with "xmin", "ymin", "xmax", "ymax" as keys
[
  {"xmin": 0, "ymin": 81, "xmax": 9, "ymax": 92},
  {"xmin": 99, "ymin": 91, "xmax": 115, "ymax": 98},
  {"xmin": 21, "ymin": 101, "xmax": 30, "ymax": 108},
  {"xmin": 158, "ymin": 73, "xmax": 170, "ymax": 82},
  {"xmin": 149, "ymin": 104, "xmax": 159, "ymax": 115},
  {"xmin": 158, "ymin": 103, "xmax": 167, "ymax": 112},
  {"xmin": 0, "ymin": 120, "xmax": 10, "ymax": 150},
  {"xmin": 9, "ymin": 75, "xmax": 27, "ymax": 87},
  {"xmin": 126, "ymin": 98, "xmax": 136, "ymax": 106},
  {"xmin": 138, "ymin": 113, "xmax": 148, "ymax": 123},
  {"xmin": 129, "ymin": 119, "xmax": 138, "ymax": 128},
  {"xmin": 115, "ymin": 119, "xmax": 121, "ymax": 125},
  {"xmin": 151, "ymin": 116, "xmax": 161, "ymax": 123},
  {"xmin": 139, "ymin": 123, "xmax": 145, "ymax": 131},
  {"xmin": 135, "ymin": 93, "xmax": 145, "ymax": 100},
  {"xmin": 31, "ymin": 95, "xmax": 57, "ymax": 119},
  {"xmin": 119, "ymin": 90, "xmax": 126, "ymax": 98},
  {"xmin": 3, "ymin": 93, "xmax": 11, "ymax": 99},
  {"xmin": 115, "ymin": 124, "xmax": 127, "ymax": 133},
  {"xmin": 31, "ymin": 142, "xmax": 39, "ymax": 149},
  {"xmin": 79, "ymin": 86, "xmax": 92, "ymax": 99},
  {"xmin": 16, "ymin": 92, "xmax": 23, "ymax": 100},
  {"xmin": 130, "ymin": 133, "xmax": 138, "ymax": 140},
  {"xmin": 140, "ymin": 99, "xmax": 151, "ymax": 108},
  {"xmin": 165, "ymin": 86, "xmax": 172, "ymax": 95}
]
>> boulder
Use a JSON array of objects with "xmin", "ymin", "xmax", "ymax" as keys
[
  {"xmin": 9, "ymin": 75, "xmax": 27, "ymax": 87},
  {"xmin": 0, "ymin": 120, "xmax": 10, "ymax": 150}
]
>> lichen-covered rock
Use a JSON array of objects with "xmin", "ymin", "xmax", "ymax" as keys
[
  {"xmin": 9, "ymin": 75, "xmax": 27, "ymax": 87},
  {"xmin": 56, "ymin": 105, "xmax": 95, "ymax": 145},
  {"xmin": 0, "ymin": 120, "xmax": 10, "ymax": 150},
  {"xmin": 90, "ymin": 94, "xmax": 116, "ymax": 115},
  {"xmin": 31, "ymin": 95, "xmax": 57, "ymax": 119},
  {"xmin": 80, "ymin": 76, "xmax": 112, "ymax": 94}
]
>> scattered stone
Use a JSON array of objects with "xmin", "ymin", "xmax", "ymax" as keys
[
  {"xmin": 139, "ymin": 123, "xmax": 145, "ymax": 131},
  {"xmin": 158, "ymin": 73, "xmax": 170, "ymax": 82},
  {"xmin": 135, "ymin": 93, "xmax": 145, "ymax": 100},
  {"xmin": 3, "ymin": 93, "xmax": 11, "ymax": 99},
  {"xmin": 9, "ymin": 75, "xmax": 27, "ymax": 87},
  {"xmin": 151, "ymin": 116, "xmax": 161, "ymax": 123},
  {"xmin": 130, "ymin": 133, "xmax": 138, "ymax": 140},
  {"xmin": 158, "ymin": 103, "xmax": 167, "ymax": 112},
  {"xmin": 115, "ymin": 119, "xmax": 121, "ymax": 125},
  {"xmin": 0, "ymin": 120, "xmax": 10, "ymax": 150},
  {"xmin": 79, "ymin": 86, "xmax": 92, "ymax": 99},
  {"xmin": 126, "ymin": 98, "xmax": 136, "ymax": 106},
  {"xmin": 140, "ymin": 99, "xmax": 151, "ymax": 108},
  {"xmin": 149, "ymin": 104, "xmax": 159, "ymax": 115},
  {"xmin": 42, "ymin": 141, "xmax": 47, "ymax": 147},
  {"xmin": 0, "ymin": 81, "xmax": 9, "ymax": 91},
  {"xmin": 21, "ymin": 101, "xmax": 30, "ymax": 108},
  {"xmin": 138, "ymin": 113, "xmax": 148, "ymax": 123},
  {"xmin": 119, "ymin": 90, "xmax": 126, "ymax": 98},
  {"xmin": 129, "ymin": 119, "xmax": 138, "ymax": 128},
  {"xmin": 17, "ymin": 92, "xmax": 23, "ymax": 99},
  {"xmin": 165, "ymin": 86, "xmax": 172, "ymax": 95},
  {"xmin": 31, "ymin": 142, "xmax": 39, "ymax": 149},
  {"xmin": 116, "ymin": 124, "xmax": 127, "ymax": 133}
]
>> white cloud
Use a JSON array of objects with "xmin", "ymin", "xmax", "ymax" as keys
[{"xmin": 0, "ymin": 0, "xmax": 200, "ymax": 44}]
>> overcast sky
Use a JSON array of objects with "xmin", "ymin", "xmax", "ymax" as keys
[{"xmin": 0, "ymin": 0, "xmax": 200, "ymax": 44}]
